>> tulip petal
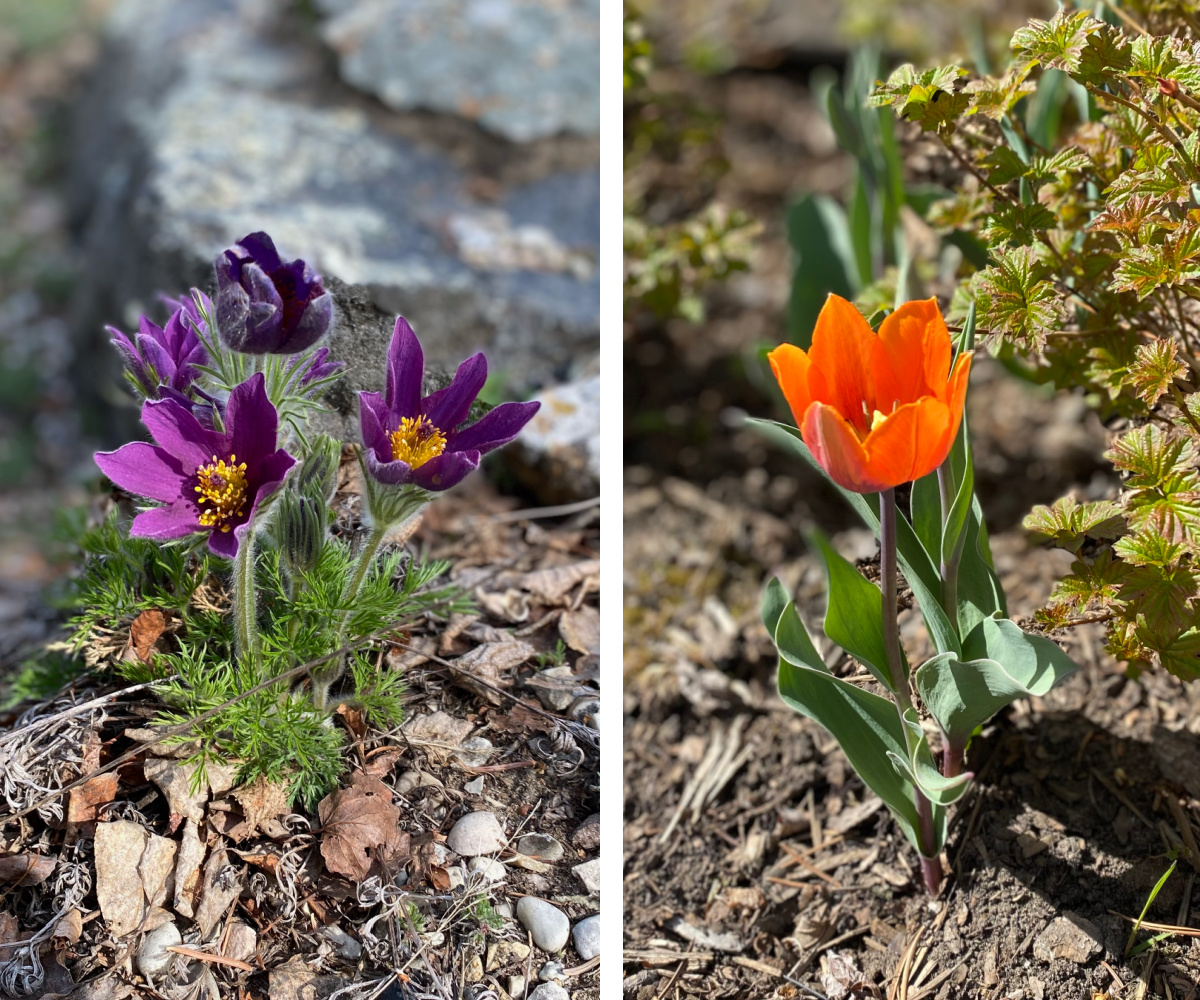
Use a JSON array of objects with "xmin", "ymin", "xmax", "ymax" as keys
[
  {"xmin": 386, "ymin": 317, "xmax": 424, "ymax": 418},
  {"xmin": 862, "ymin": 397, "xmax": 953, "ymax": 486},
  {"xmin": 130, "ymin": 501, "xmax": 200, "ymax": 540},
  {"xmin": 935, "ymin": 350, "xmax": 973, "ymax": 460},
  {"xmin": 768, "ymin": 344, "xmax": 814, "ymax": 430},
  {"xmin": 422, "ymin": 352, "xmax": 487, "ymax": 431},
  {"xmin": 802, "ymin": 402, "xmax": 893, "ymax": 494},
  {"xmin": 95, "ymin": 443, "xmax": 187, "ymax": 502},
  {"xmin": 872, "ymin": 298, "xmax": 951, "ymax": 410},
  {"xmin": 806, "ymin": 294, "xmax": 878, "ymax": 435}
]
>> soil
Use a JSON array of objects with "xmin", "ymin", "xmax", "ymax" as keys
[{"xmin": 623, "ymin": 40, "xmax": 1200, "ymax": 1000}]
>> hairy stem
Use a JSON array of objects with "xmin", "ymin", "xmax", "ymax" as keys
[
  {"xmin": 338, "ymin": 522, "xmax": 389, "ymax": 644},
  {"xmin": 233, "ymin": 527, "xmax": 259, "ymax": 668},
  {"xmin": 881, "ymin": 489, "xmax": 941, "ymax": 894}
]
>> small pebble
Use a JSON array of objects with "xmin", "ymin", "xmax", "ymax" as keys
[
  {"xmin": 137, "ymin": 921, "xmax": 182, "ymax": 979},
  {"xmin": 531, "ymin": 666, "xmax": 577, "ymax": 710},
  {"xmin": 573, "ymin": 858, "xmax": 600, "ymax": 893},
  {"xmin": 538, "ymin": 959, "xmax": 566, "ymax": 983},
  {"xmin": 463, "ymin": 775, "xmax": 485, "ymax": 795},
  {"xmin": 509, "ymin": 975, "xmax": 527, "ymax": 997},
  {"xmin": 495, "ymin": 902, "xmax": 513, "ymax": 919},
  {"xmin": 524, "ymin": 872, "xmax": 552, "ymax": 893},
  {"xmin": 517, "ymin": 833, "xmax": 564, "ymax": 862},
  {"xmin": 572, "ymin": 914, "xmax": 600, "ymax": 960},
  {"xmin": 320, "ymin": 924, "xmax": 362, "ymax": 961},
  {"xmin": 447, "ymin": 866, "xmax": 465, "ymax": 889},
  {"xmin": 447, "ymin": 811, "xmax": 506, "ymax": 855},
  {"xmin": 396, "ymin": 770, "xmax": 420, "ymax": 794},
  {"xmin": 225, "ymin": 920, "xmax": 257, "ymax": 963},
  {"xmin": 455, "ymin": 736, "xmax": 493, "ymax": 768},
  {"xmin": 487, "ymin": 940, "xmax": 531, "ymax": 971},
  {"xmin": 529, "ymin": 985, "xmax": 568, "ymax": 1000},
  {"xmin": 571, "ymin": 813, "xmax": 600, "ymax": 850},
  {"xmin": 516, "ymin": 896, "xmax": 570, "ymax": 953},
  {"xmin": 469, "ymin": 856, "xmax": 507, "ymax": 882},
  {"xmin": 464, "ymin": 952, "xmax": 483, "ymax": 982}
]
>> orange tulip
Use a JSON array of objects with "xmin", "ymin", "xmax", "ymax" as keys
[{"xmin": 769, "ymin": 295, "xmax": 972, "ymax": 494}]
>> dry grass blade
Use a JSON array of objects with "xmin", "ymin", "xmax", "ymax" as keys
[
  {"xmin": 164, "ymin": 945, "xmax": 254, "ymax": 972},
  {"xmin": 778, "ymin": 842, "xmax": 844, "ymax": 889}
]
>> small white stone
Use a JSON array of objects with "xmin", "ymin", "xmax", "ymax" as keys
[
  {"xmin": 528, "ymin": 985, "xmax": 569, "ymax": 1000},
  {"xmin": 517, "ymin": 833, "xmax": 563, "ymax": 862},
  {"xmin": 455, "ymin": 736, "xmax": 493, "ymax": 768},
  {"xmin": 464, "ymin": 775, "xmax": 485, "ymax": 795},
  {"xmin": 509, "ymin": 975, "xmax": 527, "ymax": 997},
  {"xmin": 137, "ymin": 921, "xmax": 182, "ymax": 979},
  {"xmin": 447, "ymin": 811, "xmax": 506, "ymax": 855},
  {"xmin": 320, "ymin": 924, "xmax": 362, "ymax": 961},
  {"xmin": 537, "ymin": 960, "xmax": 566, "ymax": 983},
  {"xmin": 469, "ymin": 856, "xmax": 507, "ymax": 882},
  {"xmin": 571, "ymin": 813, "xmax": 600, "ymax": 850},
  {"xmin": 516, "ymin": 896, "xmax": 570, "ymax": 953},
  {"xmin": 572, "ymin": 858, "xmax": 600, "ymax": 893},
  {"xmin": 572, "ymin": 914, "xmax": 600, "ymax": 960},
  {"xmin": 396, "ymin": 770, "xmax": 421, "ymax": 794}
]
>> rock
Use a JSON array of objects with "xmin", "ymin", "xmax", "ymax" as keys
[
  {"xmin": 469, "ymin": 856, "xmax": 507, "ymax": 882},
  {"xmin": 509, "ymin": 976, "xmax": 527, "ymax": 997},
  {"xmin": 269, "ymin": 954, "xmax": 345, "ymax": 1000},
  {"xmin": 572, "ymin": 914, "xmax": 600, "ymax": 960},
  {"xmin": 137, "ymin": 920, "xmax": 182, "ymax": 978},
  {"xmin": 70, "ymin": 0, "xmax": 599, "ymax": 444},
  {"xmin": 316, "ymin": 0, "xmax": 599, "ymax": 142},
  {"xmin": 396, "ymin": 771, "xmax": 421, "ymax": 795},
  {"xmin": 464, "ymin": 952, "xmax": 484, "ymax": 982},
  {"xmin": 447, "ymin": 811, "xmax": 507, "ymax": 855},
  {"xmin": 516, "ymin": 896, "xmax": 570, "ymax": 953},
  {"xmin": 455, "ymin": 736, "xmax": 494, "ymax": 768},
  {"xmin": 463, "ymin": 775, "xmax": 485, "ymax": 795},
  {"xmin": 537, "ymin": 960, "xmax": 566, "ymax": 983},
  {"xmin": 516, "ymin": 833, "xmax": 564, "ymax": 862},
  {"xmin": 529, "ymin": 666, "xmax": 581, "ymax": 711},
  {"xmin": 510, "ymin": 374, "xmax": 600, "ymax": 503},
  {"xmin": 487, "ymin": 940, "xmax": 531, "ymax": 971},
  {"xmin": 571, "ymin": 813, "xmax": 600, "ymax": 850},
  {"xmin": 447, "ymin": 866, "xmax": 465, "ymax": 890},
  {"xmin": 495, "ymin": 902, "xmax": 514, "ymax": 919},
  {"xmin": 1032, "ymin": 914, "xmax": 1103, "ymax": 964},
  {"xmin": 225, "ymin": 920, "xmax": 257, "ymax": 963},
  {"xmin": 573, "ymin": 858, "xmax": 600, "ymax": 894},
  {"xmin": 320, "ymin": 924, "xmax": 362, "ymax": 961},
  {"xmin": 529, "ymin": 985, "xmax": 569, "ymax": 1000}
]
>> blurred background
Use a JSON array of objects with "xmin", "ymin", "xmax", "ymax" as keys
[{"xmin": 0, "ymin": 0, "xmax": 600, "ymax": 672}]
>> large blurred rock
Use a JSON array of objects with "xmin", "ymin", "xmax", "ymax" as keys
[
  {"xmin": 316, "ymin": 0, "xmax": 600, "ymax": 142},
  {"xmin": 510, "ymin": 373, "xmax": 600, "ymax": 503},
  {"xmin": 68, "ymin": 0, "xmax": 598, "ymax": 445}
]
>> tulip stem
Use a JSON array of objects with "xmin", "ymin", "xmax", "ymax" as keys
[
  {"xmin": 881, "ymin": 488, "xmax": 941, "ymax": 896},
  {"xmin": 233, "ymin": 527, "xmax": 260, "ymax": 669}
]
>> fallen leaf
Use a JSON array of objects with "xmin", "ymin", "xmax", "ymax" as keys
[
  {"xmin": 143, "ymin": 757, "xmax": 207, "ymax": 831},
  {"xmin": 474, "ymin": 587, "xmax": 531, "ymax": 622},
  {"xmin": 268, "ymin": 954, "xmax": 344, "ymax": 1000},
  {"xmin": 0, "ymin": 911, "xmax": 19, "ymax": 945},
  {"xmin": 335, "ymin": 703, "xmax": 367, "ymax": 740},
  {"xmin": 79, "ymin": 730, "xmax": 103, "ymax": 774},
  {"xmin": 449, "ymin": 641, "xmax": 534, "ymax": 706},
  {"xmin": 194, "ymin": 847, "xmax": 241, "ymax": 939},
  {"xmin": 67, "ymin": 773, "xmax": 119, "ymax": 826},
  {"xmin": 518, "ymin": 560, "xmax": 599, "ymax": 602},
  {"xmin": 363, "ymin": 746, "xmax": 405, "ymax": 777},
  {"xmin": 317, "ymin": 773, "xmax": 410, "ymax": 882},
  {"xmin": 439, "ymin": 612, "xmax": 481, "ymax": 654},
  {"xmin": 0, "ymin": 853, "xmax": 55, "ymax": 885},
  {"xmin": 488, "ymin": 700, "xmax": 555, "ymax": 735},
  {"xmin": 428, "ymin": 864, "xmax": 451, "ymax": 891},
  {"xmin": 94, "ymin": 820, "xmax": 176, "ymax": 937},
  {"xmin": 559, "ymin": 604, "xmax": 599, "ymax": 654},
  {"xmin": 130, "ymin": 609, "xmax": 167, "ymax": 662},
  {"xmin": 229, "ymin": 776, "xmax": 291, "ymax": 841},
  {"xmin": 401, "ymin": 711, "xmax": 474, "ymax": 760},
  {"xmin": 820, "ymin": 950, "xmax": 864, "ymax": 1000},
  {"xmin": 173, "ymin": 818, "xmax": 206, "ymax": 919},
  {"xmin": 52, "ymin": 908, "xmax": 82, "ymax": 948}
]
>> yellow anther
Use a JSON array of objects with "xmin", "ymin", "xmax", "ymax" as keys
[
  {"xmin": 871, "ymin": 409, "xmax": 888, "ymax": 432},
  {"xmin": 194, "ymin": 455, "xmax": 250, "ymax": 532},
  {"xmin": 389, "ymin": 415, "xmax": 446, "ymax": 470}
]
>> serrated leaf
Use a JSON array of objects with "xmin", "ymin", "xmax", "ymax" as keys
[
  {"xmin": 980, "ymin": 202, "xmax": 1059, "ymax": 248},
  {"xmin": 870, "ymin": 63, "xmax": 968, "ymax": 107},
  {"xmin": 1048, "ymin": 550, "xmax": 1128, "ymax": 613},
  {"xmin": 1120, "ymin": 561, "xmax": 1198, "ymax": 637},
  {"xmin": 973, "ymin": 245, "xmax": 1064, "ymax": 350},
  {"xmin": 965, "ymin": 68, "xmax": 1037, "ymax": 119},
  {"xmin": 1023, "ymin": 497, "xmax": 1126, "ymax": 550},
  {"xmin": 1113, "ymin": 529, "xmax": 1190, "ymax": 567},
  {"xmin": 1125, "ymin": 339, "xmax": 1186, "ymax": 407},
  {"xmin": 982, "ymin": 147, "xmax": 1029, "ymax": 186},
  {"xmin": 1106, "ymin": 424, "xmax": 1197, "ymax": 486},
  {"xmin": 1012, "ymin": 10, "xmax": 1131, "ymax": 85},
  {"xmin": 1156, "ymin": 628, "xmax": 1200, "ymax": 681},
  {"xmin": 900, "ymin": 86, "xmax": 971, "ymax": 133}
]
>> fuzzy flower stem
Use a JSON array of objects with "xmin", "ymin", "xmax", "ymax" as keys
[
  {"xmin": 233, "ymin": 524, "xmax": 259, "ymax": 668},
  {"xmin": 881, "ymin": 488, "xmax": 941, "ymax": 896}
]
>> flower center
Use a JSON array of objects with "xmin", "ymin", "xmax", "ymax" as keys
[
  {"xmin": 389, "ymin": 415, "xmax": 446, "ymax": 469},
  {"xmin": 194, "ymin": 454, "xmax": 250, "ymax": 533}
]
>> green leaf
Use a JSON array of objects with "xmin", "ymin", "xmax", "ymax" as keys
[
  {"xmin": 808, "ymin": 529, "xmax": 898, "ymax": 690},
  {"xmin": 1023, "ymin": 497, "xmax": 1126, "ymax": 550},
  {"xmin": 889, "ymin": 709, "xmax": 972, "ymax": 805},
  {"xmin": 786, "ymin": 194, "xmax": 858, "ymax": 348},
  {"xmin": 1125, "ymin": 339, "xmax": 1186, "ymax": 407},
  {"xmin": 1156, "ymin": 628, "xmax": 1200, "ymax": 681},
  {"xmin": 973, "ymin": 244, "xmax": 1063, "ymax": 351},
  {"xmin": 982, "ymin": 147, "xmax": 1028, "ymax": 186},
  {"xmin": 764, "ymin": 584, "xmax": 928, "ymax": 853},
  {"xmin": 747, "ymin": 418, "xmax": 961, "ymax": 656},
  {"xmin": 980, "ymin": 202, "xmax": 1058, "ymax": 247},
  {"xmin": 915, "ymin": 617, "xmax": 1078, "ymax": 741},
  {"xmin": 911, "ymin": 472, "xmax": 943, "ymax": 566}
]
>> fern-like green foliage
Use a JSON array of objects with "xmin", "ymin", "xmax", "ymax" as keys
[{"xmin": 870, "ymin": 5, "xmax": 1200, "ymax": 680}]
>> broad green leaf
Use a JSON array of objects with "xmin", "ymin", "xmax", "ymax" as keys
[
  {"xmin": 887, "ymin": 709, "xmax": 973, "ymax": 806},
  {"xmin": 1023, "ymin": 497, "xmax": 1126, "ymax": 550},
  {"xmin": 911, "ymin": 471, "xmax": 943, "ymax": 566},
  {"xmin": 786, "ymin": 194, "xmax": 858, "ymax": 347},
  {"xmin": 808, "ymin": 529, "xmax": 898, "ymax": 690},
  {"xmin": 746, "ymin": 418, "xmax": 962, "ymax": 656},
  {"xmin": 972, "ymin": 244, "xmax": 1064, "ymax": 351},
  {"xmin": 765, "ymin": 588, "xmax": 928, "ymax": 852},
  {"xmin": 915, "ymin": 617, "xmax": 1078, "ymax": 741}
]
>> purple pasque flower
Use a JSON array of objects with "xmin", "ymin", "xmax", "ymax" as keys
[
  {"xmin": 286, "ymin": 346, "xmax": 345, "ymax": 395},
  {"xmin": 214, "ymin": 232, "xmax": 333, "ymax": 355},
  {"xmin": 358, "ymin": 317, "xmax": 540, "ymax": 492},
  {"xmin": 95, "ymin": 372, "xmax": 296, "ymax": 558},
  {"xmin": 108, "ymin": 290, "xmax": 213, "ymax": 398}
]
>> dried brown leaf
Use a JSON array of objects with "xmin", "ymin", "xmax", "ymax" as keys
[
  {"xmin": 559, "ymin": 604, "xmax": 599, "ymax": 654},
  {"xmin": 67, "ymin": 773, "xmax": 119, "ymax": 826},
  {"xmin": 51, "ymin": 909, "xmax": 82, "ymax": 948},
  {"xmin": 335, "ymin": 702, "xmax": 367, "ymax": 740},
  {"xmin": 363, "ymin": 746, "xmax": 405, "ymax": 777},
  {"xmin": 449, "ymin": 641, "xmax": 534, "ymax": 706},
  {"xmin": 519, "ymin": 559, "xmax": 599, "ymax": 602},
  {"xmin": 0, "ymin": 853, "xmax": 55, "ymax": 886},
  {"xmin": 229, "ymin": 776, "xmax": 291, "ymax": 841},
  {"xmin": 317, "ymin": 773, "xmax": 410, "ymax": 882},
  {"xmin": 428, "ymin": 864, "xmax": 451, "ymax": 891},
  {"xmin": 130, "ymin": 609, "xmax": 167, "ymax": 662},
  {"xmin": 488, "ymin": 700, "xmax": 555, "ymax": 735}
]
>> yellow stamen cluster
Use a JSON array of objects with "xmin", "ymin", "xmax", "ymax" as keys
[
  {"xmin": 194, "ymin": 454, "xmax": 249, "ymax": 533},
  {"xmin": 389, "ymin": 415, "xmax": 446, "ymax": 469}
]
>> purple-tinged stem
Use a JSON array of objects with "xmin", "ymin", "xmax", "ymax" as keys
[
  {"xmin": 881, "ymin": 489, "xmax": 941, "ymax": 896},
  {"xmin": 942, "ymin": 738, "xmax": 965, "ymax": 780}
]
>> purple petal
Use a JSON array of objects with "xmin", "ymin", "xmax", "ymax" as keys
[
  {"xmin": 279, "ymin": 290, "xmax": 332, "ymax": 353},
  {"xmin": 136, "ymin": 331, "xmax": 177, "ymax": 385},
  {"xmin": 358, "ymin": 391, "xmax": 394, "ymax": 460},
  {"xmin": 108, "ymin": 327, "xmax": 148, "ymax": 386},
  {"xmin": 238, "ymin": 231, "xmax": 283, "ymax": 272},
  {"xmin": 449, "ymin": 401, "xmax": 540, "ymax": 454},
  {"xmin": 364, "ymin": 447, "xmax": 416, "ymax": 486},
  {"xmin": 130, "ymin": 501, "xmax": 200, "ymax": 540},
  {"xmin": 216, "ymin": 282, "xmax": 252, "ymax": 351},
  {"xmin": 95, "ymin": 442, "xmax": 186, "ymax": 502},
  {"xmin": 411, "ymin": 450, "xmax": 480, "ymax": 492},
  {"xmin": 253, "ymin": 448, "xmax": 298, "ymax": 502},
  {"xmin": 207, "ymin": 524, "xmax": 241, "ymax": 558},
  {"xmin": 386, "ymin": 317, "xmax": 423, "ymax": 418},
  {"xmin": 226, "ymin": 373, "xmax": 278, "ymax": 466},
  {"xmin": 141, "ymin": 397, "xmax": 226, "ymax": 472},
  {"xmin": 421, "ymin": 352, "xmax": 487, "ymax": 431}
]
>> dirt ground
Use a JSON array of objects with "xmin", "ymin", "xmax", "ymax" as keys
[{"xmin": 622, "ymin": 55, "xmax": 1200, "ymax": 1000}]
